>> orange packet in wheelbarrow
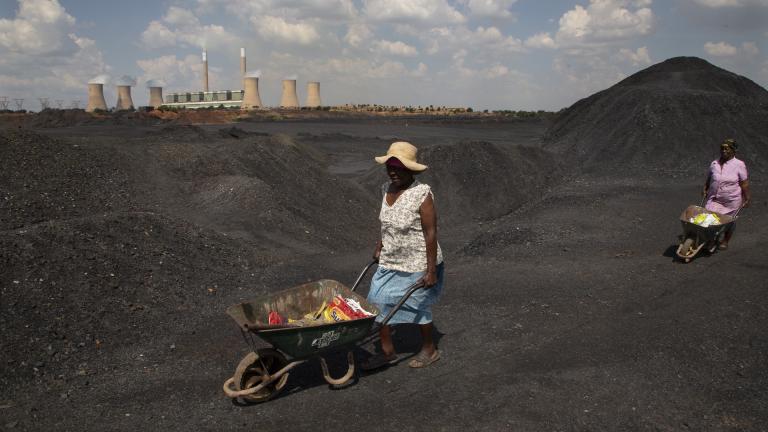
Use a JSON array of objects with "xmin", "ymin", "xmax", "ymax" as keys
[{"xmin": 323, "ymin": 295, "xmax": 370, "ymax": 322}]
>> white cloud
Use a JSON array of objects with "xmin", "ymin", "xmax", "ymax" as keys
[
  {"xmin": 140, "ymin": 6, "xmax": 239, "ymax": 50},
  {"xmin": 555, "ymin": 0, "xmax": 655, "ymax": 46},
  {"xmin": 363, "ymin": 0, "xmax": 465, "ymax": 24},
  {"xmin": 344, "ymin": 22, "xmax": 373, "ymax": 47},
  {"xmin": 553, "ymin": 55, "xmax": 627, "ymax": 94},
  {"xmin": 0, "ymin": 0, "xmax": 76, "ymax": 55},
  {"xmin": 0, "ymin": 0, "xmax": 110, "ymax": 106},
  {"xmin": 196, "ymin": 0, "xmax": 357, "ymax": 21},
  {"xmin": 164, "ymin": 6, "xmax": 198, "ymax": 25},
  {"xmin": 617, "ymin": 46, "xmax": 652, "ymax": 65},
  {"xmin": 253, "ymin": 16, "xmax": 320, "ymax": 45},
  {"xmin": 449, "ymin": 49, "xmax": 513, "ymax": 79},
  {"xmin": 372, "ymin": 40, "xmax": 419, "ymax": 57},
  {"xmin": 703, "ymin": 40, "xmax": 761, "ymax": 58},
  {"xmin": 136, "ymin": 54, "xmax": 214, "ymax": 92},
  {"xmin": 467, "ymin": 0, "xmax": 518, "ymax": 18},
  {"xmin": 693, "ymin": 0, "xmax": 768, "ymax": 7},
  {"xmin": 704, "ymin": 41, "xmax": 739, "ymax": 56},
  {"xmin": 310, "ymin": 57, "xmax": 426, "ymax": 79},
  {"xmin": 425, "ymin": 25, "xmax": 524, "ymax": 56},
  {"xmin": 741, "ymin": 41, "xmax": 760, "ymax": 56},
  {"xmin": 525, "ymin": 32, "xmax": 557, "ymax": 49},
  {"xmin": 414, "ymin": 62, "xmax": 428, "ymax": 77},
  {"xmin": 140, "ymin": 21, "xmax": 177, "ymax": 49}
]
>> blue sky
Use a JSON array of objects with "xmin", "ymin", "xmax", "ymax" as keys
[{"xmin": 1, "ymin": 0, "xmax": 766, "ymax": 110}]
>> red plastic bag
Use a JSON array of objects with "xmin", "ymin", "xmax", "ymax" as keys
[{"xmin": 268, "ymin": 311, "xmax": 284, "ymax": 325}]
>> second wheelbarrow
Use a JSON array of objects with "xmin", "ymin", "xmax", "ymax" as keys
[
  {"xmin": 676, "ymin": 204, "xmax": 739, "ymax": 262},
  {"xmin": 222, "ymin": 261, "xmax": 424, "ymax": 403}
]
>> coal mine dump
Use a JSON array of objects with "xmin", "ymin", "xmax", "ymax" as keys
[{"xmin": 1, "ymin": 57, "xmax": 767, "ymax": 431}]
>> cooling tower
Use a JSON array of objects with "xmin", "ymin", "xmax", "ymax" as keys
[
  {"xmin": 241, "ymin": 77, "xmax": 262, "ymax": 110},
  {"xmin": 149, "ymin": 87, "xmax": 163, "ymax": 109},
  {"xmin": 305, "ymin": 82, "xmax": 321, "ymax": 107},
  {"xmin": 202, "ymin": 50, "xmax": 209, "ymax": 92},
  {"xmin": 240, "ymin": 48, "xmax": 246, "ymax": 89},
  {"xmin": 86, "ymin": 83, "xmax": 107, "ymax": 112},
  {"xmin": 280, "ymin": 79, "xmax": 299, "ymax": 108},
  {"xmin": 115, "ymin": 85, "xmax": 134, "ymax": 110}
]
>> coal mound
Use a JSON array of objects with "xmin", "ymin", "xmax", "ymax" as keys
[
  {"xmin": 154, "ymin": 124, "xmax": 210, "ymax": 140},
  {"xmin": 359, "ymin": 140, "xmax": 563, "ymax": 226},
  {"xmin": 543, "ymin": 56, "xmax": 768, "ymax": 174},
  {"xmin": 149, "ymin": 134, "xmax": 372, "ymax": 251},
  {"xmin": 0, "ymin": 130, "xmax": 137, "ymax": 230},
  {"xmin": 0, "ymin": 211, "xmax": 272, "ymax": 390}
]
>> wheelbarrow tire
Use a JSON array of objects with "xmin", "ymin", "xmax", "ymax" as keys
[{"xmin": 234, "ymin": 349, "xmax": 289, "ymax": 403}]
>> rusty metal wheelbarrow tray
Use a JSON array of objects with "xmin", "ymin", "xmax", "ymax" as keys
[
  {"xmin": 223, "ymin": 261, "xmax": 425, "ymax": 403},
  {"xmin": 676, "ymin": 205, "xmax": 736, "ymax": 262},
  {"xmin": 225, "ymin": 279, "xmax": 380, "ymax": 359}
]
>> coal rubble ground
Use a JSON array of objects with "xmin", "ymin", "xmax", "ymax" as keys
[{"xmin": 2, "ymin": 57, "xmax": 768, "ymax": 431}]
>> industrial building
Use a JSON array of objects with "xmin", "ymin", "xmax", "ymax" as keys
[
  {"xmin": 85, "ymin": 47, "xmax": 322, "ymax": 110},
  {"xmin": 162, "ymin": 90, "xmax": 244, "ymax": 109}
]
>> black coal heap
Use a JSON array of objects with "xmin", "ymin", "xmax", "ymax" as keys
[{"xmin": 543, "ymin": 56, "xmax": 768, "ymax": 174}]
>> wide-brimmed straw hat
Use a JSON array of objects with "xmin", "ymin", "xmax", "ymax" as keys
[{"xmin": 374, "ymin": 141, "xmax": 428, "ymax": 172}]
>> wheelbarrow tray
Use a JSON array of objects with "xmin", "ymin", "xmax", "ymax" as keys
[
  {"xmin": 226, "ymin": 279, "xmax": 380, "ymax": 359},
  {"xmin": 679, "ymin": 205, "xmax": 734, "ymax": 242}
]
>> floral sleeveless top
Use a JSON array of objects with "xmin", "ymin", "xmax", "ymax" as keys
[{"xmin": 378, "ymin": 181, "xmax": 443, "ymax": 273}]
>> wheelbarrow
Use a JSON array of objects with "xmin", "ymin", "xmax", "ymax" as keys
[
  {"xmin": 676, "ymin": 204, "xmax": 739, "ymax": 263},
  {"xmin": 222, "ymin": 261, "xmax": 423, "ymax": 403}
]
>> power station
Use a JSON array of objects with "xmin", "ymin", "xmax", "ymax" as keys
[
  {"xmin": 85, "ymin": 48, "xmax": 323, "ymax": 110},
  {"xmin": 86, "ymin": 83, "xmax": 107, "ymax": 112}
]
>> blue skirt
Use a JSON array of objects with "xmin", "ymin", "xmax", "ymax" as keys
[{"xmin": 366, "ymin": 263, "xmax": 444, "ymax": 325}]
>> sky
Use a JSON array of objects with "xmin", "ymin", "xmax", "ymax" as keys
[{"xmin": 0, "ymin": 0, "xmax": 767, "ymax": 111}]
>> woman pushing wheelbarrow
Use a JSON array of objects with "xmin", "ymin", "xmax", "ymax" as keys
[
  {"xmin": 222, "ymin": 141, "xmax": 445, "ymax": 403},
  {"xmin": 362, "ymin": 141, "xmax": 445, "ymax": 371},
  {"xmin": 701, "ymin": 139, "xmax": 751, "ymax": 250},
  {"xmin": 677, "ymin": 139, "xmax": 751, "ymax": 262}
]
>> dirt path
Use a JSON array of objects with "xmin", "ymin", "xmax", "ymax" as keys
[{"xmin": 1, "ymin": 120, "xmax": 766, "ymax": 431}]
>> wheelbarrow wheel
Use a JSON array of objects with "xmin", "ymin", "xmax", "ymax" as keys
[{"xmin": 234, "ymin": 349, "xmax": 290, "ymax": 403}]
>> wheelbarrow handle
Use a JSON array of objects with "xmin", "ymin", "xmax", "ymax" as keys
[
  {"xmin": 350, "ymin": 260, "xmax": 378, "ymax": 292},
  {"xmin": 375, "ymin": 280, "xmax": 425, "ymax": 329},
  {"xmin": 732, "ymin": 204, "xmax": 745, "ymax": 220}
]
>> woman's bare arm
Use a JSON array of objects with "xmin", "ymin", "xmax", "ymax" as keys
[{"xmin": 419, "ymin": 194, "xmax": 438, "ymax": 287}]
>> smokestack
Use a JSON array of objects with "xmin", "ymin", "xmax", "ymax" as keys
[
  {"xmin": 280, "ymin": 79, "xmax": 299, "ymax": 108},
  {"xmin": 305, "ymin": 82, "xmax": 321, "ymax": 108},
  {"xmin": 149, "ymin": 87, "xmax": 163, "ymax": 109},
  {"xmin": 115, "ymin": 85, "xmax": 134, "ymax": 110},
  {"xmin": 202, "ymin": 50, "xmax": 209, "ymax": 92},
  {"xmin": 241, "ymin": 77, "xmax": 262, "ymax": 110},
  {"xmin": 240, "ymin": 48, "xmax": 246, "ymax": 90},
  {"xmin": 86, "ymin": 83, "xmax": 107, "ymax": 112}
]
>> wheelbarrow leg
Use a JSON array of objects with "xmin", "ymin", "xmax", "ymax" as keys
[
  {"xmin": 677, "ymin": 236, "xmax": 695, "ymax": 262},
  {"xmin": 319, "ymin": 351, "xmax": 355, "ymax": 386}
]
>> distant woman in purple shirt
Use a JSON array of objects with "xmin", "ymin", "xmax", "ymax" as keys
[{"xmin": 702, "ymin": 138, "xmax": 752, "ymax": 249}]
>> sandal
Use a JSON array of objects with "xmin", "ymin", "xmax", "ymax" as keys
[
  {"xmin": 408, "ymin": 350, "xmax": 441, "ymax": 368},
  {"xmin": 360, "ymin": 353, "xmax": 399, "ymax": 371}
]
